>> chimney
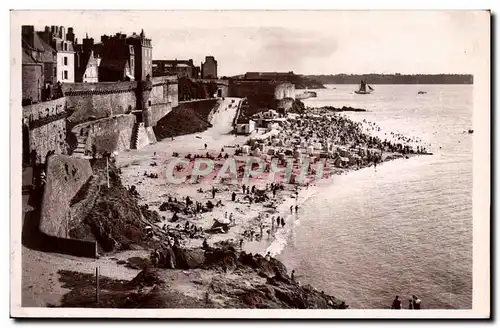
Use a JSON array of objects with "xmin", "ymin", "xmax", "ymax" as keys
[
  {"xmin": 66, "ymin": 27, "xmax": 75, "ymax": 43},
  {"xmin": 21, "ymin": 25, "xmax": 35, "ymax": 49},
  {"xmin": 44, "ymin": 26, "xmax": 50, "ymax": 33},
  {"xmin": 60, "ymin": 26, "xmax": 66, "ymax": 40},
  {"xmin": 83, "ymin": 37, "xmax": 94, "ymax": 53}
]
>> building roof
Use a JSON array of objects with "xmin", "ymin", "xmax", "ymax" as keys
[
  {"xmin": 22, "ymin": 33, "xmax": 56, "ymax": 63},
  {"xmin": 99, "ymin": 57, "xmax": 128, "ymax": 72},
  {"xmin": 52, "ymin": 39, "xmax": 75, "ymax": 52},
  {"xmin": 22, "ymin": 48, "xmax": 38, "ymax": 65}
]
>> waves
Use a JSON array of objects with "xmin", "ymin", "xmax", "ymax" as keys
[{"xmin": 277, "ymin": 84, "xmax": 473, "ymax": 309}]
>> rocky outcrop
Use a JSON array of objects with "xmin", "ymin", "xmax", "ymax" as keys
[{"xmin": 320, "ymin": 106, "xmax": 367, "ymax": 112}]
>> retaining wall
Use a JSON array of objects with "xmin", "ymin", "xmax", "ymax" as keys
[
  {"xmin": 62, "ymin": 82, "xmax": 138, "ymax": 125},
  {"xmin": 72, "ymin": 114, "xmax": 137, "ymax": 155}
]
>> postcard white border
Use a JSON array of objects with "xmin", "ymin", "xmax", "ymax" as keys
[{"xmin": 9, "ymin": 6, "xmax": 491, "ymax": 319}]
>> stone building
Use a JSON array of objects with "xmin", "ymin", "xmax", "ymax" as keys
[
  {"xmin": 74, "ymin": 34, "xmax": 99, "ymax": 82},
  {"xmin": 22, "ymin": 47, "xmax": 44, "ymax": 105},
  {"xmin": 201, "ymin": 56, "xmax": 217, "ymax": 79},
  {"xmin": 98, "ymin": 33, "xmax": 136, "ymax": 82},
  {"xmin": 152, "ymin": 59, "xmax": 200, "ymax": 78},
  {"xmin": 38, "ymin": 25, "xmax": 76, "ymax": 83},
  {"xmin": 22, "ymin": 25, "xmax": 58, "ymax": 104},
  {"xmin": 96, "ymin": 30, "xmax": 152, "ymax": 82},
  {"xmin": 126, "ymin": 30, "xmax": 153, "ymax": 81}
]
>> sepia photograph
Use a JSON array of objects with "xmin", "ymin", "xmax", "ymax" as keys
[{"xmin": 10, "ymin": 9, "xmax": 490, "ymax": 319}]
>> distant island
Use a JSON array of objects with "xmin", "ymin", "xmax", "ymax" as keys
[
  {"xmin": 303, "ymin": 74, "xmax": 473, "ymax": 85},
  {"xmin": 231, "ymin": 72, "xmax": 326, "ymax": 89}
]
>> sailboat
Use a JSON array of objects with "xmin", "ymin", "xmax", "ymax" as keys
[{"xmin": 354, "ymin": 80, "xmax": 374, "ymax": 94}]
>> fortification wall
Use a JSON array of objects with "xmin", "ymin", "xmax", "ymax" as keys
[
  {"xmin": 229, "ymin": 80, "xmax": 277, "ymax": 98},
  {"xmin": 190, "ymin": 78, "xmax": 229, "ymax": 97},
  {"xmin": 23, "ymin": 98, "xmax": 68, "ymax": 163},
  {"xmin": 150, "ymin": 103, "xmax": 173, "ymax": 126},
  {"xmin": 72, "ymin": 114, "xmax": 136, "ymax": 155},
  {"xmin": 275, "ymin": 83, "xmax": 295, "ymax": 100},
  {"xmin": 176, "ymin": 99, "xmax": 219, "ymax": 121},
  {"xmin": 149, "ymin": 76, "xmax": 179, "ymax": 126},
  {"xmin": 62, "ymin": 82, "xmax": 138, "ymax": 125}
]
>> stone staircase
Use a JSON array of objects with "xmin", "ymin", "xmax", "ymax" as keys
[
  {"xmin": 130, "ymin": 122, "xmax": 140, "ymax": 149},
  {"xmin": 72, "ymin": 135, "xmax": 87, "ymax": 158}
]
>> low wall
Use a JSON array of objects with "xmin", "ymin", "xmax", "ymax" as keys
[
  {"xmin": 38, "ymin": 155, "xmax": 97, "ymax": 257},
  {"xmin": 72, "ymin": 114, "xmax": 136, "ymax": 155},
  {"xmin": 175, "ymin": 99, "xmax": 219, "ymax": 121},
  {"xmin": 23, "ymin": 97, "xmax": 66, "ymax": 122},
  {"xmin": 62, "ymin": 82, "xmax": 138, "ymax": 125}
]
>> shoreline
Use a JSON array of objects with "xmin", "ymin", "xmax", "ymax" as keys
[{"xmin": 115, "ymin": 104, "xmax": 430, "ymax": 260}]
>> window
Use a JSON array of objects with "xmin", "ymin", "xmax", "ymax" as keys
[
  {"xmin": 63, "ymin": 57, "xmax": 68, "ymax": 66},
  {"xmin": 63, "ymin": 43, "xmax": 67, "ymax": 51},
  {"xmin": 64, "ymin": 70, "xmax": 68, "ymax": 80}
]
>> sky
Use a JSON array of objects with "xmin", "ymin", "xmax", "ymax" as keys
[{"xmin": 15, "ymin": 10, "xmax": 489, "ymax": 76}]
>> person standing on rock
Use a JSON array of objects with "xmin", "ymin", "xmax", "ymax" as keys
[
  {"xmin": 265, "ymin": 252, "xmax": 271, "ymax": 261},
  {"xmin": 239, "ymin": 239, "xmax": 244, "ymax": 249},
  {"xmin": 291, "ymin": 270, "xmax": 296, "ymax": 282}
]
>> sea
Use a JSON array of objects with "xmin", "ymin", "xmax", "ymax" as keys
[{"xmin": 270, "ymin": 84, "xmax": 473, "ymax": 309}]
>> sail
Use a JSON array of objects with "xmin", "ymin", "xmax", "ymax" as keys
[
  {"xmin": 359, "ymin": 80, "xmax": 366, "ymax": 92},
  {"xmin": 368, "ymin": 85, "xmax": 374, "ymax": 91}
]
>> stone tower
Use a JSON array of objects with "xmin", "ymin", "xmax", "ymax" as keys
[{"xmin": 137, "ymin": 75, "xmax": 153, "ymax": 127}]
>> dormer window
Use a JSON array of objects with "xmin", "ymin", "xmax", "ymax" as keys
[{"xmin": 63, "ymin": 42, "xmax": 67, "ymax": 51}]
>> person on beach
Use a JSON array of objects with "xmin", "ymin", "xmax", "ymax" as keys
[
  {"xmin": 271, "ymin": 217, "xmax": 275, "ymax": 230},
  {"xmin": 239, "ymin": 239, "xmax": 244, "ymax": 249},
  {"xmin": 204, "ymin": 143, "xmax": 207, "ymax": 150},
  {"xmin": 412, "ymin": 295, "xmax": 422, "ymax": 309},
  {"xmin": 295, "ymin": 205, "xmax": 299, "ymax": 213},
  {"xmin": 391, "ymin": 296, "xmax": 402, "ymax": 309},
  {"xmin": 290, "ymin": 205, "xmax": 293, "ymax": 213},
  {"xmin": 212, "ymin": 187, "xmax": 216, "ymax": 199},
  {"xmin": 408, "ymin": 299, "xmax": 414, "ymax": 309},
  {"xmin": 232, "ymin": 192, "xmax": 236, "ymax": 202},
  {"xmin": 273, "ymin": 188, "xmax": 276, "ymax": 198},
  {"xmin": 265, "ymin": 252, "xmax": 271, "ymax": 261},
  {"xmin": 242, "ymin": 185, "xmax": 246, "ymax": 194},
  {"xmin": 281, "ymin": 217, "xmax": 285, "ymax": 228}
]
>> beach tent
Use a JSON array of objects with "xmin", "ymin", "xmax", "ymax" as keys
[
  {"xmin": 267, "ymin": 148, "xmax": 276, "ymax": 156},
  {"xmin": 241, "ymin": 145, "xmax": 250, "ymax": 154},
  {"xmin": 253, "ymin": 148, "xmax": 262, "ymax": 156},
  {"xmin": 307, "ymin": 146, "xmax": 314, "ymax": 155}
]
